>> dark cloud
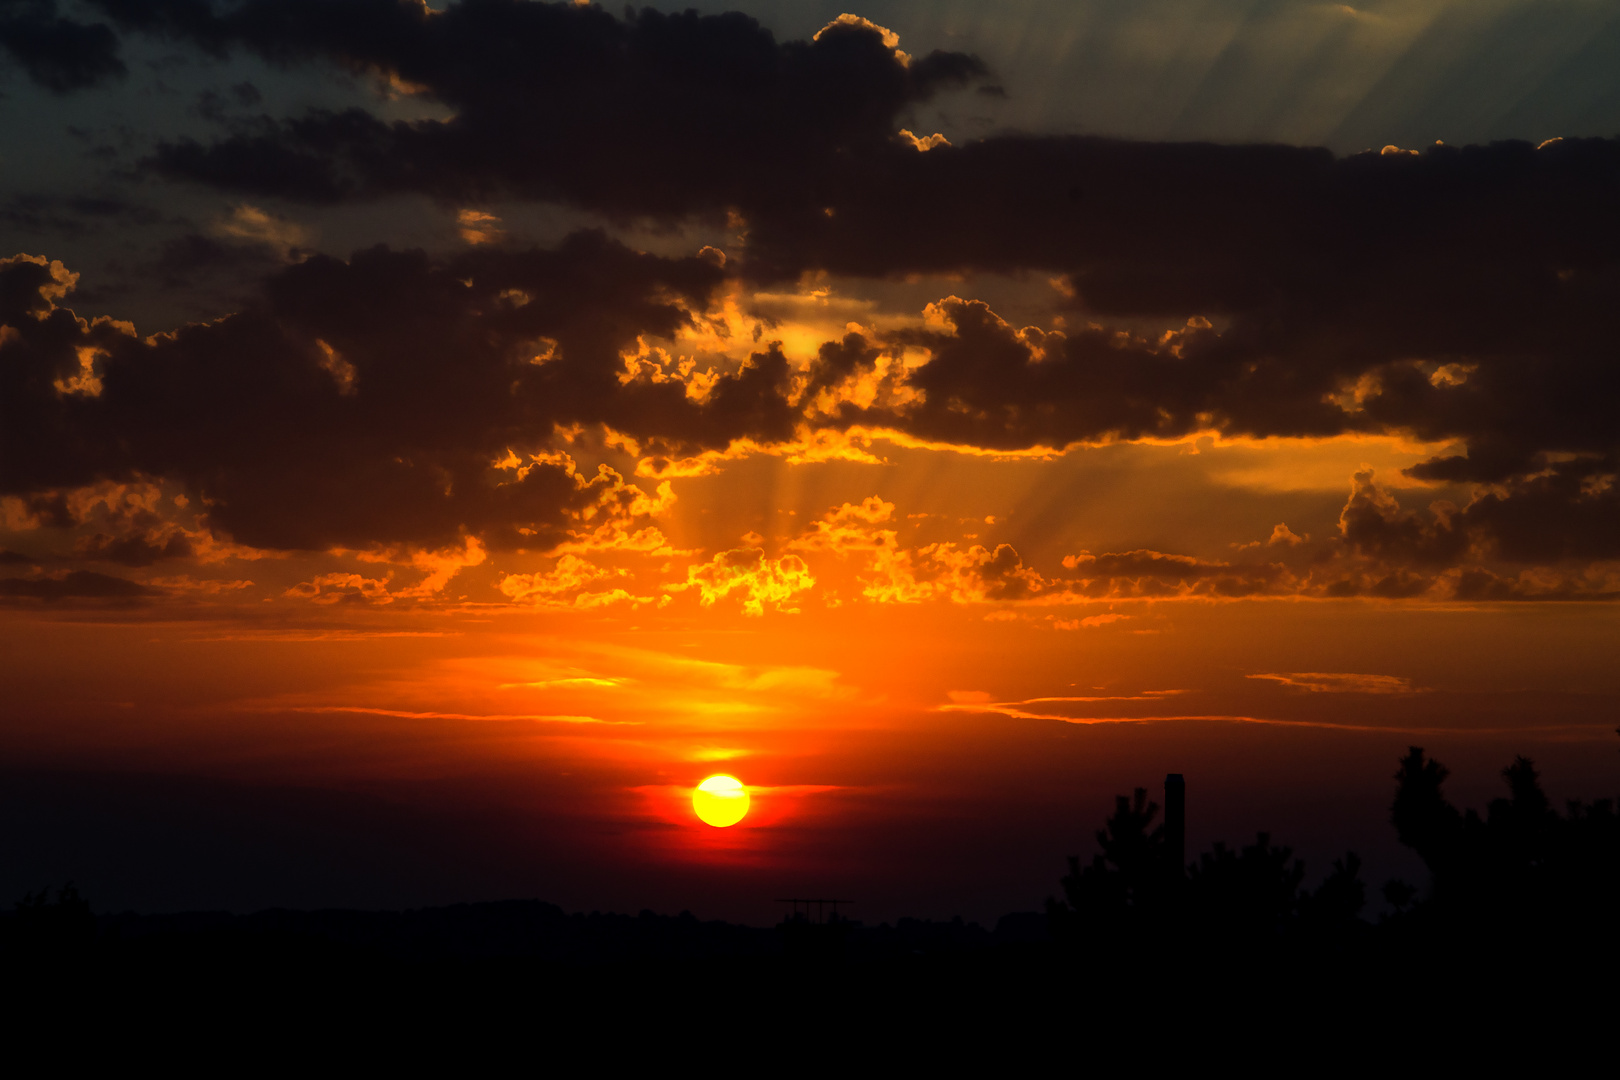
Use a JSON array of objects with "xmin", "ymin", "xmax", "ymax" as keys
[
  {"xmin": 0, "ymin": 548, "xmax": 39, "ymax": 565},
  {"xmin": 1339, "ymin": 466, "xmax": 1620, "ymax": 570},
  {"xmin": 1061, "ymin": 550, "xmax": 1289, "ymax": 600},
  {"xmin": 3, "ymin": 3, "xmax": 1614, "ymax": 593},
  {"xmin": 1336, "ymin": 471, "xmax": 1468, "ymax": 570},
  {"xmin": 821, "ymin": 139, "xmax": 1619, "ymax": 457},
  {"xmin": 1073, "ymin": 550, "xmax": 1240, "ymax": 583},
  {"xmin": 148, "ymin": 232, "xmax": 281, "ymax": 288},
  {"xmin": 849, "ymin": 299, "xmax": 1326, "ymax": 450},
  {"xmin": 801, "ymin": 331, "xmax": 880, "ymax": 408},
  {"xmin": 103, "ymin": 6, "xmax": 1615, "ymax": 487},
  {"xmin": 957, "ymin": 543, "xmax": 1042, "ymax": 602},
  {"xmin": 77, "ymin": 530, "xmax": 191, "ymax": 565},
  {"xmin": 0, "ymin": 569, "xmax": 156, "ymax": 599},
  {"xmin": 1052, "ymin": 460, "xmax": 1620, "ymax": 601},
  {"xmin": 0, "ymin": 256, "xmax": 133, "ymax": 496},
  {"xmin": 1069, "ymin": 462, "xmax": 1620, "ymax": 602},
  {"xmin": 113, "ymin": 1, "xmax": 985, "ymax": 212},
  {"xmin": 1450, "ymin": 567, "xmax": 1620, "ymax": 603},
  {"xmin": 1, "ymin": 234, "xmax": 828, "ymax": 553},
  {"xmin": 0, "ymin": 0, "xmax": 124, "ymax": 92},
  {"xmin": 1, "ymin": 194, "xmax": 162, "ymax": 237}
]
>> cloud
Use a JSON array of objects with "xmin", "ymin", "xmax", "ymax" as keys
[
  {"xmin": 0, "ymin": 569, "xmax": 156, "ymax": 600},
  {"xmin": 76, "ymin": 529, "xmax": 192, "ymax": 566},
  {"xmin": 789, "ymin": 496, "xmax": 900, "ymax": 554},
  {"xmin": 1050, "ymin": 613, "xmax": 1131, "ymax": 630},
  {"xmin": 1247, "ymin": 672, "xmax": 1424, "ymax": 694},
  {"xmin": 212, "ymin": 205, "xmax": 313, "ymax": 252},
  {"xmin": 788, "ymin": 497, "xmax": 929, "ymax": 604},
  {"xmin": 7, "ymin": 6, "xmax": 1619, "ymax": 601},
  {"xmin": 1324, "ymin": 468, "xmax": 1620, "ymax": 599},
  {"xmin": 788, "ymin": 497, "xmax": 1051, "ymax": 605},
  {"xmin": 1, "ymin": 234, "xmax": 730, "ymax": 555},
  {"xmin": 1337, "ymin": 468, "xmax": 1466, "ymax": 568},
  {"xmin": 497, "ymin": 553, "xmax": 655, "ymax": 610},
  {"xmin": 1268, "ymin": 524, "xmax": 1306, "ymax": 546},
  {"xmin": 362, "ymin": 535, "xmax": 486, "ymax": 599},
  {"xmin": 122, "ymin": 3, "xmax": 987, "ymax": 213},
  {"xmin": 667, "ymin": 547, "xmax": 814, "ymax": 617},
  {"xmin": 456, "ymin": 209, "xmax": 504, "ymax": 247},
  {"xmin": 922, "ymin": 541, "xmax": 1046, "ymax": 603},
  {"xmin": 0, "ymin": 1, "xmax": 124, "ymax": 93},
  {"xmin": 280, "ymin": 705, "xmax": 622, "ymax": 724},
  {"xmin": 283, "ymin": 571, "xmax": 393, "ymax": 605},
  {"xmin": 1058, "ymin": 549, "xmax": 1290, "ymax": 600},
  {"xmin": 147, "ymin": 234, "xmax": 284, "ymax": 290},
  {"xmin": 127, "ymin": 0, "xmax": 1620, "ymax": 516}
]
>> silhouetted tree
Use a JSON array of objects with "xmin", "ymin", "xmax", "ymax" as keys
[
  {"xmin": 1391, "ymin": 747, "xmax": 1462, "ymax": 873},
  {"xmin": 1052, "ymin": 787, "xmax": 1367, "ymax": 950},
  {"xmin": 1051, "ymin": 788, "xmax": 1172, "ymax": 939},
  {"xmin": 1297, "ymin": 853, "xmax": 1366, "ymax": 933},
  {"xmin": 1389, "ymin": 745, "xmax": 1620, "ymax": 949},
  {"xmin": 1380, "ymin": 879, "xmax": 1416, "ymax": 918},
  {"xmin": 1186, "ymin": 833, "xmax": 1304, "ymax": 939},
  {"xmin": 9, "ymin": 882, "xmax": 96, "ymax": 957}
]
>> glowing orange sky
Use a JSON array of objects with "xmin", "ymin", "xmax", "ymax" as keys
[
  {"xmin": 3, "ymin": 2, "xmax": 1619, "ymax": 922},
  {"xmin": 5, "ymin": 263, "xmax": 1618, "ymax": 921}
]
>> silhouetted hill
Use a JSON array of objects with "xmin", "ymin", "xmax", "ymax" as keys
[
  {"xmin": 97, "ymin": 900, "xmax": 778, "ymax": 964},
  {"xmin": 3, "ymin": 894, "xmax": 1051, "ymax": 970}
]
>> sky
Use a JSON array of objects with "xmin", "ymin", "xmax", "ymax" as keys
[{"xmin": 2, "ymin": 0, "xmax": 1618, "ymax": 924}]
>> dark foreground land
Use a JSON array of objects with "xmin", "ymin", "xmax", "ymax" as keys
[{"xmin": 3, "ymin": 746, "xmax": 1616, "ymax": 1064}]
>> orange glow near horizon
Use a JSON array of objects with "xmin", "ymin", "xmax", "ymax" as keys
[
  {"xmin": 692, "ymin": 773, "xmax": 751, "ymax": 827},
  {"xmin": 5, "ymin": 238, "xmax": 1620, "ymax": 929}
]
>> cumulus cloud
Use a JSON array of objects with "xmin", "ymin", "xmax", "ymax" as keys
[
  {"xmin": 1, "ymin": 234, "xmax": 732, "ymax": 555},
  {"xmin": 668, "ymin": 547, "xmax": 815, "ymax": 617},
  {"xmin": 922, "ymin": 542, "xmax": 1046, "ymax": 603},
  {"xmin": 119, "ymin": 2, "xmax": 987, "ymax": 215},
  {"xmin": 788, "ymin": 498, "xmax": 1048, "ymax": 605},
  {"xmin": 284, "ymin": 571, "xmax": 393, "ymax": 605},
  {"xmin": 498, "ymin": 553, "xmax": 655, "ymax": 610},
  {"xmin": 1323, "ymin": 468, "xmax": 1620, "ymax": 599}
]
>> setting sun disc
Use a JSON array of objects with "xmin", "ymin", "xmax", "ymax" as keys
[{"xmin": 693, "ymin": 774, "xmax": 750, "ymax": 827}]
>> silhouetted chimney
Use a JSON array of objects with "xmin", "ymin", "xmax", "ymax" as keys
[{"xmin": 1164, "ymin": 773, "xmax": 1185, "ymax": 876}]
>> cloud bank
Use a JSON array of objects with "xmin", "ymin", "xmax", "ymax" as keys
[{"xmin": 1, "ymin": 3, "xmax": 1616, "ymax": 605}]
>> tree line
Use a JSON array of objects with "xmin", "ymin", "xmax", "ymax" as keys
[{"xmin": 1049, "ymin": 745, "xmax": 1620, "ymax": 956}]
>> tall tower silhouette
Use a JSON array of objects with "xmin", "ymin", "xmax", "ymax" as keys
[{"xmin": 1164, "ymin": 773, "xmax": 1185, "ymax": 877}]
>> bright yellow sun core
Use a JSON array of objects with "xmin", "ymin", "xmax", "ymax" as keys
[{"xmin": 692, "ymin": 774, "xmax": 750, "ymax": 828}]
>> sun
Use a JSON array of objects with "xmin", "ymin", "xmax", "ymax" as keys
[{"xmin": 692, "ymin": 774, "xmax": 750, "ymax": 827}]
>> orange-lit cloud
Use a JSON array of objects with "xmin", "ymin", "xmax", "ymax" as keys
[
  {"xmin": 668, "ymin": 547, "xmax": 815, "ymax": 617},
  {"xmin": 456, "ymin": 209, "xmax": 504, "ymax": 245},
  {"xmin": 498, "ymin": 553, "xmax": 657, "ymax": 610},
  {"xmin": 1247, "ymin": 672, "xmax": 1424, "ymax": 694}
]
